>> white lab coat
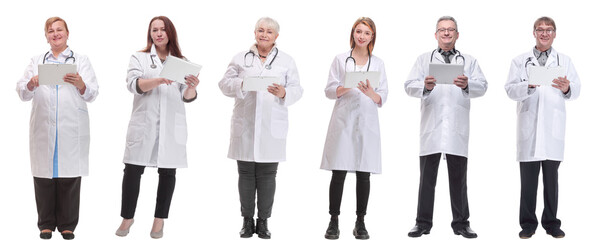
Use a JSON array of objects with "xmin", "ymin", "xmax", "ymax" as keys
[
  {"xmin": 320, "ymin": 51, "xmax": 388, "ymax": 174},
  {"xmin": 16, "ymin": 48, "xmax": 99, "ymax": 178},
  {"xmin": 123, "ymin": 45, "xmax": 193, "ymax": 168},
  {"xmin": 505, "ymin": 48, "xmax": 580, "ymax": 162},
  {"xmin": 405, "ymin": 50, "xmax": 487, "ymax": 158},
  {"xmin": 219, "ymin": 45, "xmax": 303, "ymax": 162}
]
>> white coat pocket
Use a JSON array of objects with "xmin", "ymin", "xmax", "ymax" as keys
[
  {"xmin": 174, "ymin": 113, "xmax": 188, "ymax": 145},
  {"xmin": 126, "ymin": 110, "xmax": 146, "ymax": 144},
  {"xmin": 270, "ymin": 106, "xmax": 288, "ymax": 139},
  {"xmin": 552, "ymin": 110, "xmax": 566, "ymax": 140}
]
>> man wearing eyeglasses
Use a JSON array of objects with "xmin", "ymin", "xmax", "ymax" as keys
[
  {"xmin": 404, "ymin": 16, "xmax": 487, "ymax": 239},
  {"xmin": 505, "ymin": 16, "xmax": 580, "ymax": 239}
]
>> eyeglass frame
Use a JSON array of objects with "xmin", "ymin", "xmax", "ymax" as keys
[{"xmin": 535, "ymin": 28, "xmax": 555, "ymax": 35}]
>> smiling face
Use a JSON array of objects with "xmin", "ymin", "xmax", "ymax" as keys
[
  {"xmin": 45, "ymin": 21, "xmax": 69, "ymax": 52},
  {"xmin": 150, "ymin": 19, "xmax": 169, "ymax": 49},
  {"xmin": 353, "ymin": 23, "xmax": 373, "ymax": 50},
  {"xmin": 435, "ymin": 20, "xmax": 459, "ymax": 51},
  {"xmin": 254, "ymin": 23, "xmax": 278, "ymax": 51},
  {"xmin": 534, "ymin": 22, "xmax": 556, "ymax": 51}
]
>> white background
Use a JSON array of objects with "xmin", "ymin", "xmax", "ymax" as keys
[{"xmin": 1, "ymin": 0, "xmax": 594, "ymax": 239}]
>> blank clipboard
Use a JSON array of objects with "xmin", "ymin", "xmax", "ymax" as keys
[
  {"xmin": 429, "ymin": 63, "xmax": 464, "ymax": 84},
  {"xmin": 159, "ymin": 56, "xmax": 202, "ymax": 84},
  {"xmin": 343, "ymin": 71, "xmax": 380, "ymax": 88},
  {"xmin": 242, "ymin": 76, "xmax": 282, "ymax": 91},
  {"xmin": 38, "ymin": 64, "xmax": 77, "ymax": 85},
  {"xmin": 528, "ymin": 66, "xmax": 565, "ymax": 85}
]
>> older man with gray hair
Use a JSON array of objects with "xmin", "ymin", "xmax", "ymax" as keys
[{"xmin": 404, "ymin": 16, "xmax": 487, "ymax": 239}]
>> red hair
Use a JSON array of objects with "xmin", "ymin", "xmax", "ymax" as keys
[{"xmin": 141, "ymin": 16, "xmax": 183, "ymax": 58}]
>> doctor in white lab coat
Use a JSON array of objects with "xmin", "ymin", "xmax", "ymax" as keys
[
  {"xmin": 404, "ymin": 16, "xmax": 486, "ymax": 239},
  {"xmin": 115, "ymin": 16, "xmax": 198, "ymax": 239},
  {"xmin": 505, "ymin": 17, "xmax": 579, "ymax": 239},
  {"xmin": 219, "ymin": 17, "xmax": 302, "ymax": 239},
  {"xmin": 16, "ymin": 17, "xmax": 98, "ymax": 240},
  {"xmin": 321, "ymin": 17, "xmax": 388, "ymax": 240}
]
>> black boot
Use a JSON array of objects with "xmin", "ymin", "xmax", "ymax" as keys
[
  {"xmin": 239, "ymin": 217, "xmax": 255, "ymax": 238},
  {"xmin": 256, "ymin": 218, "xmax": 271, "ymax": 239},
  {"xmin": 353, "ymin": 220, "xmax": 370, "ymax": 239},
  {"xmin": 325, "ymin": 218, "xmax": 339, "ymax": 239}
]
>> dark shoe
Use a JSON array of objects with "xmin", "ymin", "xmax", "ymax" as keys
[
  {"xmin": 454, "ymin": 226, "xmax": 477, "ymax": 238},
  {"xmin": 61, "ymin": 232, "xmax": 75, "ymax": 240},
  {"xmin": 546, "ymin": 228, "xmax": 565, "ymax": 238},
  {"xmin": 40, "ymin": 231, "xmax": 52, "ymax": 239},
  {"xmin": 519, "ymin": 229, "xmax": 535, "ymax": 239},
  {"xmin": 353, "ymin": 220, "xmax": 370, "ymax": 239},
  {"xmin": 324, "ymin": 219, "xmax": 339, "ymax": 239},
  {"xmin": 408, "ymin": 225, "xmax": 430, "ymax": 238},
  {"xmin": 256, "ymin": 218, "xmax": 271, "ymax": 239},
  {"xmin": 239, "ymin": 217, "xmax": 255, "ymax": 238}
]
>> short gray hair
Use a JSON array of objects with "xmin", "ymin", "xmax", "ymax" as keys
[
  {"xmin": 436, "ymin": 16, "xmax": 458, "ymax": 32},
  {"xmin": 255, "ymin": 17, "xmax": 280, "ymax": 34}
]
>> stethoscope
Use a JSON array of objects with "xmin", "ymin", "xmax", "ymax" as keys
[
  {"xmin": 525, "ymin": 54, "xmax": 560, "ymax": 68},
  {"xmin": 150, "ymin": 54, "xmax": 158, "ymax": 69},
  {"xmin": 43, "ymin": 50, "xmax": 75, "ymax": 64},
  {"xmin": 345, "ymin": 48, "xmax": 371, "ymax": 72},
  {"xmin": 430, "ymin": 48, "xmax": 465, "ymax": 65},
  {"xmin": 244, "ymin": 47, "xmax": 278, "ymax": 70}
]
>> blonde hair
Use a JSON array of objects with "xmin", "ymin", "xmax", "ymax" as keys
[
  {"xmin": 350, "ymin": 17, "xmax": 376, "ymax": 54},
  {"xmin": 45, "ymin": 17, "xmax": 69, "ymax": 33}
]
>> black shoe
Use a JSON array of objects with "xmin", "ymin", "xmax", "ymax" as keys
[
  {"xmin": 519, "ymin": 229, "xmax": 535, "ymax": 239},
  {"xmin": 61, "ymin": 232, "xmax": 75, "ymax": 240},
  {"xmin": 546, "ymin": 228, "xmax": 565, "ymax": 238},
  {"xmin": 325, "ymin": 219, "xmax": 339, "ymax": 239},
  {"xmin": 353, "ymin": 220, "xmax": 370, "ymax": 239},
  {"xmin": 408, "ymin": 225, "xmax": 430, "ymax": 238},
  {"xmin": 256, "ymin": 218, "xmax": 271, "ymax": 239},
  {"xmin": 454, "ymin": 226, "xmax": 477, "ymax": 239},
  {"xmin": 239, "ymin": 217, "xmax": 255, "ymax": 238},
  {"xmin": 40, "ymin": 231, "xmax": 52, "ymax": 239}
]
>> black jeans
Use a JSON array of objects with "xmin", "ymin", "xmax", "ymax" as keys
[
  {"xmin": 415, "ymin": 153, "xmax": 470, "ymax": 230},
  {"xmin": 519, "ymin": 160, "xmax": 561, "ymax": 231},
  {"xmin": 328, "ymin": 170, "xmax": 371, "ymax": 217},
  {"xmin": 120, "ymin": 163, "xmax": 177, "ymax": 219},
  {"xmin": 237, "ymin": 161, "xmax": 278, "ymax": 219},
  {"xmin": 34, "ymin": 177, "xmax": 81, "ymax": 232}
]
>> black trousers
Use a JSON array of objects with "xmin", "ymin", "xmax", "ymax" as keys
[
  {"xmin": 328, "ymin": 170, "xmax": 371, "ymax": 216},
  {"xmin": 237, "ymin": 161, "xmax": 278, "ymax": 219},
  {"xmin": 519, "ymin": 160, "xmax": 561, "ymax": 231},
  {"xmin": 34, "ymin": 177, "xmax": 81, "ymax": 232},
  {"xmin": 415, "ymin": 153, "xmax": 470, "ymax": 230},
  {"xmin": 120, "ymin": 163, "xmax": 177, "ymax": 219}
]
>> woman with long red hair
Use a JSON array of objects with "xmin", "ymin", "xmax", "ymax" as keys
[{"xmin": 115, "ymin": 16, "xmax": 199, "ymax": 239}]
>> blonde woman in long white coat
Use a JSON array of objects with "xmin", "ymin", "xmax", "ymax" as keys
[
  {"xmin": 321, "ymin": 17, "xmax": 388, "ymax": 240},
  {"xmin": 16, "ymin": 17, "xmax": 99, "ymax": 240},
  {"xmin": 219, "ymin": 17, "xmax": 302, "ymax": 239}
]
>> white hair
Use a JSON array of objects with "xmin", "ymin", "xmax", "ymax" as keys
[{"xmin": 255, "ymin": 17, "xmax": 280, "ymax": 34}]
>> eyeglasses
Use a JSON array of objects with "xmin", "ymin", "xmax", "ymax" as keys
[
  {"xmin": 535, "ymin": 29, "xmax": 555, "ymax": 35},
  {"xmin": 436, "ymin": 28, "xmax": 456, "ymax": 33}
]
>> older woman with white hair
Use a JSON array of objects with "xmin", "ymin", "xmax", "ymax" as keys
[{"xmin": 219, "ymin": 17, "xmax": 303, "ymax": 239}]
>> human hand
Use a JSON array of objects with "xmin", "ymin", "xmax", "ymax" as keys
[
  {"xmin": 64, "ymin": 73, "xmax": 86, "ymax": 93},
  {"xmin": 425, "ymin": 76, "xmax": 436, "ymax": 90},
  {"xmin": 267, "ymin": 83, "xmax": 286, "ymax": 98},
  {"xmin": 27, "ymin": 75, "xmax": 39, "ymax": 91},
  {"xmin": 552, "ymin": 76, "xmax": 570, "ymax": 93},
  {"xmin": 454, "ymin": 74, "xmax": 468, "ymax": 89},
  {"xmin": 185, "ymin": 74, "xmax": 200, "ymax": 90}
]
